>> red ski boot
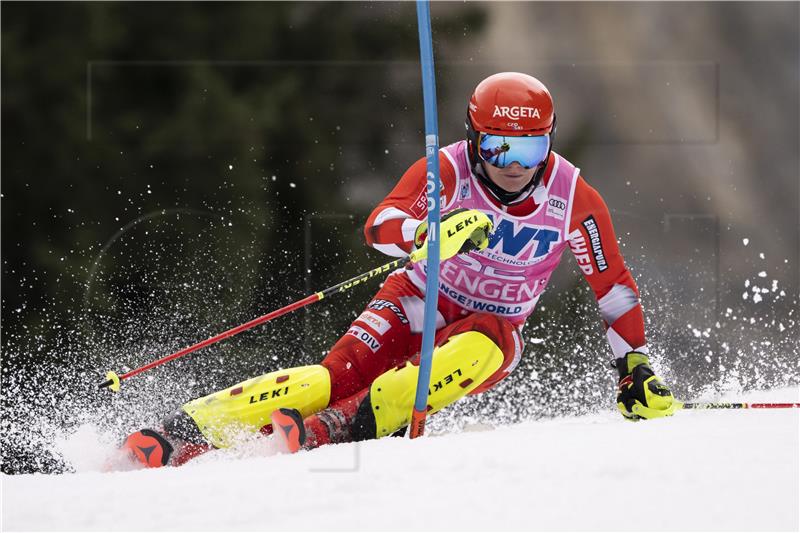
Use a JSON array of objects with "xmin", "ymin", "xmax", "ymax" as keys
[
  {"xmin": 271, "ymin": 408, "xmax": 307, "ymax": 453},
  {"xmin": 116, "ymin": 410, "xmax": 213, "ymax": 469},
  {"xmin": 272, "ymin": 389, "xmax": 372, "ymax": 453},
  {"xmin": 121, "ymin": 429, "xmax": 174, "ymax": 468}
]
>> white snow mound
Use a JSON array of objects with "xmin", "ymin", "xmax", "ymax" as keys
[{"xmin": 3, "ymin": 387, "xmax": 798, "ymax": 531}]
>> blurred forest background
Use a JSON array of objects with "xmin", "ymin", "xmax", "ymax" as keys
[{"xmin": 2, "ymin": 2, "xmax": 798, "ymax": 474}]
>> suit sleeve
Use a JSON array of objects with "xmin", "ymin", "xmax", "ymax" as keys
[
  {"xmin": 567, "ymin": 177, "xmax": 647, "ymax": 358},
  {"xmin": 364, "ymin": 154, "xmax": 457, "ymax": 257}
]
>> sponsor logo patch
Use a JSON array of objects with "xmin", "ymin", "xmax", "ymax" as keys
[
  {"xmin": 581, "ymin": 216, "xmax": 608, "ymax": 272},
  {"xmin": 368, "ymin": 299, "xmax": 409, "ymax": 324},
  {"xmin": 485, "ymin": 214, "xmax": 561, "ymax": 260},
  {"xmin": 410, "ymin": 189, "xmax": 447, "ymax": 219},
  {"xmin": 445, "ymin": 213, "xmax": 481, "ymax": 239},
  {"xmin": 410, "ymin": 189, "xmax": 427, "ymax": 219},
  {"xmin": 440, "ymin": 257, "xmax": 541, "ymax": 304},
  {"xmin": 347, "ymin": 326, "xmax": 381, "ymax": 353},
  {"xmin": 492, "ymin": 105, "xmax": 541, "ymax": 120},
  {"xmin": 459, "ymin": 180, "xmax": 471, "ymax": 200},
  {"xmin": 356, "ymin": 310, "xmax": 391, "ymax": 335},
  {"xmin": 438, "ymin": 281, "xmax": 529, "ymax": 316},
  {"xmin": 248, "ymin": 387, "xmax": 290, "ymax": 404},
  {"xmin": 568, "ymin": 230, "xmax": 594, "ymax": 275},
  {"xmin": 546, "ymin": 195, "xmax": 567, "ymax": 220},
  {"xmin": 429, "ymin": 368, "xmax": 463, "ymax": 395}
]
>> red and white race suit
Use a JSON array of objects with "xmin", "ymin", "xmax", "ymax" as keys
[{"xmin": 320, "ymin": 141, "xmax": 646, "ymax": 405}]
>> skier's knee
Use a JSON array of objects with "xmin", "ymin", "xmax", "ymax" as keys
[
  {"xmin": 368, "ymin": 330, "xmax": 505, "ymax": 437},
  {"xmin": 442, "ymin": 313, "xmax": 521, "ymax": 394},
  {"xmin": 444, "ymin": 313, "xmax": 519, "ymax": 362}
]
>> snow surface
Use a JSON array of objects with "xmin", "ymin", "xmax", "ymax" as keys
[{"xmin": 3, "ymin": 388, "xmax": 799, "ymax": 531}]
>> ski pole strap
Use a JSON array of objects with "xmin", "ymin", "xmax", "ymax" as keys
[{"xmin": 680, "ymin": 402, "xmax": 800, "ymax": 410}]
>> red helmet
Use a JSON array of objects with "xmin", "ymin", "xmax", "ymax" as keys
[
  {"xmin": 465, "ymin": 73, "xmax": 557, "ymax": 203},
  {"xmin": 468, "ymin": 72, "xmax": 555, "ymax": 135}
]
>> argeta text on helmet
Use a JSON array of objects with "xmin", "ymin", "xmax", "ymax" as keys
[{"xmin": 492, "ymin": 106, "xmax": 541, "ymax": 120}]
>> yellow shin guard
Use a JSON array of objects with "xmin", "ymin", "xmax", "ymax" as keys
[
  {"xmin": 368, "ymin": 331, "xmax": 504, "ymax": 438},
  {"xmin": 182, "ymin": 364, "xmax": 331, "ymax": 448}
]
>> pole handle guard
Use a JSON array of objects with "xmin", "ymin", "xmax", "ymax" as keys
[{"xmin": 99, "ymin": 371, "xmax": 121, "ymax": 392}]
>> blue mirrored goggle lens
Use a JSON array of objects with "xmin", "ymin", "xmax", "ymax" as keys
[{"xmin": 478, "ymin": 134, "xmax": 550, "ymax": 169}]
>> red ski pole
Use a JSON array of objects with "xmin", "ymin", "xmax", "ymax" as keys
[
  {"xmin": 98, "ymin": 257, "xmax": 408, "ymax": 392},
  {"xmin": 680, "ymin": 402, "xmax": 800, "ymax": 410}
]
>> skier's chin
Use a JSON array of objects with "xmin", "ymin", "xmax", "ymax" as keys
[
  {"xmin": 493, "ymin": 173, "xmax": 534, "ymax": 193},
  {"xmin": 483, "ymin": 163, "xmax": 536, "ymax": 193},
  {"xmin": 500, "ymin": 175, "xmax": 529, "ymax": 190}
]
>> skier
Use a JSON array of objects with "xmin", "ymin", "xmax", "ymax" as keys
[{"xmin": 121, "ymin": 72, "xmax": 678, "ymax": 467}]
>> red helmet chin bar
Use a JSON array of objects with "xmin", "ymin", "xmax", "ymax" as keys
[{"xmin": 465, "ymin": 113, "xmax": 557, "ymax": 205}]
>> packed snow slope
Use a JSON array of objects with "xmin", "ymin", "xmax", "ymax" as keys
[{"xmin": 3, "ymin": 388, "xmax": 798, "ymax": 532}]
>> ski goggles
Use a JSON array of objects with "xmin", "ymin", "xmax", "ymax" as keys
[{"xmin": 478, "ymin": 133, "xmax": 550, "ymax": 169}]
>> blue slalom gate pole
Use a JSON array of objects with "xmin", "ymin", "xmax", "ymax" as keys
[{"xmin": 410, "ymin": 0, "xmax": 441, "ymax": 439}]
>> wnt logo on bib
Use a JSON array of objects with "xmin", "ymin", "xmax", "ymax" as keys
[{"xmin": 485, "ymin": 215, "xmax": 560, "ymax": 259}]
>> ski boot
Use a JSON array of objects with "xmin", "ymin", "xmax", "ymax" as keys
[
  {"xmin": 121, "ymin": 428, "xmax": 174, "ymax": 468},
  {"xmin": 118, "ymin": 410, "xmax": 213, "ymax": 469},
  {"xmin": 271, "ymin": 408, "xmax": 307, "ymax": 453},
  {"xmin": 272, "ymin": 390, "xmax": 370, "ymax": 453}
]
